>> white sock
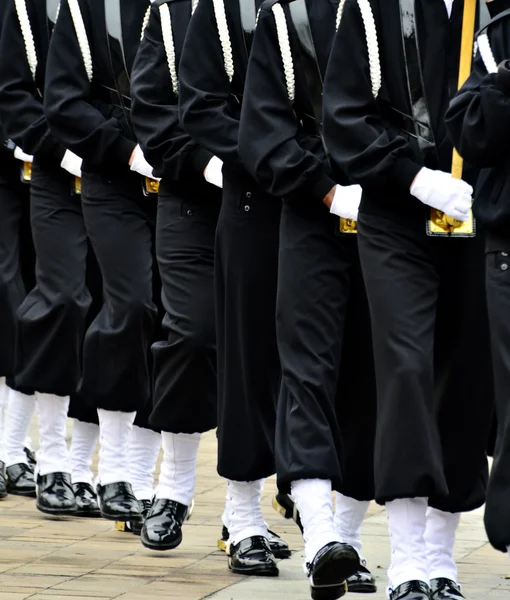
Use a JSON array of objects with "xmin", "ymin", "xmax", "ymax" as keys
[
  {"xmin": 291, "ymin": 479, "xmax": 341, "ymax": 565},
  {"xmin": 0, "ymin": 378, "xmax": 6, "ymax": 462},
  {"xmin": 222, "ymin": 482, "xmax": 231, "ymax": 529},
  {"xmin": 36, "ymin": 393, "xmax": 71, "ymax": 476},
  {"xmin": 97, "ymin": 409, "xmax": 135, "ymax": 486},
  {"xmin": 227, "ymin": 479, "xmax": 267, "ymax": 545},
  {"xmin": 129, "ymin": 425, "xmax": 161, "ymax": 500},
  {"xmin": 3, "ymin": 387, "xmax": 36, "ymax": 467},
  {"xmin": 387, "ymin": 498, "xmax": 429, "ymax": 590},
  {"xmin": 156, "ymin": 432, "xmax": 200, "ymax": 506},
  {"xmin": 425, "ymin": 508, "xmax": 460, "ymax": 583},
  {"xmin": 334, "ymin": 493, "xmax": 369, "ymax": 559},
  {"xmin": 71, "ymin": 420, "xmax": 99, "ymax": 485}
]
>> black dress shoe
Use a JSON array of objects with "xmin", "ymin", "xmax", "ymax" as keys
[
  {"xmin": 141, "ymin": 498, "xmax": 190, "ymax": 550},
  {"xmin": 307, "ymin": 542, "xmax": 360, "ymax": 600},
  {"xmin": 347, "ymin": 561, "xmax": 377, "ymax": 593},
  {"xmin": 24, "ymin": 447, "xmax": 37, "ymax": 471},
  {"xmin": 0, "ymin": 462, "xmax": 7, "ymax": 499},
  {"xmin": 36, "ymin": 472, "xmax": 76, "ymax": 515},
  {"xmin": 389, "ymin": 581, "xmax": 431, "ymax": 600},
  {"xmin": 218, "ymin": 525, "xmax": 292, "ymax": 559},
  {"xmin": 96, "ymin": 482, "xmax": 141, "ymax": 521},
  {"xmin": 273, "ymin": 492, "xmax": 303, "ymax": 533},
  {"xmin": 73, "ymin": 483, "xmax": 101, "ymax": 518},
  {"xmin": 6, "ymin": 463, "xmax": 36, "ymax": 497},
  {"xmin": 131, "ymin": 499, "xmax": 152, "ymax": 536},
  {"xmin": 229, "ymin": 535, "xmax": 279, "ymax": 577},
  {"xmin": 430, "ymin": 578, "xmax": 464, "ymax": 599}
]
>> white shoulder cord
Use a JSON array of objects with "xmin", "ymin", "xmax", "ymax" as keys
[
  {"xmin": 159, "ymin": 3, "xmax": 179, "ymax": 96},
  {"xmin": 141, "ymin": 6, "xmax": 151, "ymax": 40},
  {"xmin": 336, "ymin": 0, "xmax": 381, "ymax": 98},
  {"xmin": 477, "ymin": 32, "xmax": 498, "ymax": 74},
  {"xmin": 14, "ymin": 0, "xmax": 38, "ymax": 80},
  {"xmin": 212, "ymin": 0, "xmax": 234, "ymax": 82},
  {"xmin": 192, "ymin": 0, "xmax": 199, "ymax": 14},
  {"xmin": 271, "ymin": 3, "xmax": 295, "ymax": 103},
  {"xmin": 68, "ymin": 0, "xmax": 93, "ymax": 82}
]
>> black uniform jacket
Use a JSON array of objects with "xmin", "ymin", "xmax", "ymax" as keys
[
  {"xmin": 446, "ymin": 0, "xmax": 510, "ymax": 244},
  {"xmin": 0, "ymin": 0, "xmax": 65, "ymax": 164},
  {"xmin": 238, "ymin": 0, "xmax": 342, "ymax": 203},
  {"xmin": 323, "ymin": 0, "xmax": 477, "ymax": 223},
  {"xmin": 131, "ymin": 0, "xmax": 219, "ymax": 199},
  {"xmin": 178, "ymin": 0, "xmax": 265, "ymax": 181},
  {"xmin": 44, "ymin": 0, "xmax": 150, "ymax": 173}
]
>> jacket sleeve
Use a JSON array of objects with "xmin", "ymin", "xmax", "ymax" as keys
[
  {"xmin": 446, "ymin": 51, "xmax": 510, "ymax": 168},
  {"xmin": 322, "ymin": 0, "xmax": 422, "ymax": 192},
  {"xmin": 179, "ymin": 0, "xmax": 243, "ymax": 169},
  {"xmin": 238, "ymin": 5, "xmax": 335, "ymax": 202},
  {"xmin": 44, "ymin": 0, "xmax": 136, "ymax": 166},
  {"xmin": 0, "ymin": 0, "xmax": 64, "ymax": 159},
  {"xmin": 131, "ymin": 3, "xmax": 213, "ymax": 180}
]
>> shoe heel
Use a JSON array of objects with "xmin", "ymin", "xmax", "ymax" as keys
[{"xmin": 311, "ymin": 581, "xmax": 347, "ymax": 600}]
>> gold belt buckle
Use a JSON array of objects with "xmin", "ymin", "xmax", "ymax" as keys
[
  {"xmin": 21, "ymin": 161, "xmax": 32, "ymax": 183},
  {"xmin": 339, "ymin": 217, "xmax": 358, "ymax": 234},
  {"xmin": 144, "ymin": 177, "xmax": 159, "ymax": 195},
  {"xmin": 74, "ymin": 177, "xmax": 82, "ymax": 195},
  {"xmin": 427, "ymin": 208, "xmax": 475, "ymax": 237}
]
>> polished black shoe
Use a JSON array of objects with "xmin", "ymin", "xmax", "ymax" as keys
[
  {"xmin": 0, "ymin": 462, "xmax": 7, "ymax": 499},
  {"xmin": 347, "ymin": 560, "xmax": 377, "ymax": 593},
  {"xmin": 389, "ymin": 580, "xmax": 431, "ymax": 600},
  {"xmin": 36, "ymin": 472, "xmax": 76, "ymax": 515},
  {"xmin": 6, "ymin": 463, "xmax": 36, "ymax": 497},
  {"xmin": 273, "ymin": 492, "xmax": 303, "ymax": 533},
  {"xmin": 307, "ymin": 542, "xmax": 360, "ymax": 600},
  {"xmin": 73, "ymin": 483, "xmax": 101, "ymax": 518},
  {"xmin": 24, "ymin": 447, "xmax": 37, "ymax": 471},
  {"xmin": 131, "ymin": 499, "xmax": 152, "ymax": 536},
  {"xmin": 141, "ymin": 498, "xmax": 190, "ymax": 550},
  {"xmin": 229, "ymin": 536, "xmax": 279, "ymax": 577},
  {"xmin": 218, "ymin": 525, "xmax": 291, "ymax": 559},
  {"xmin": 97, "ymin": 482, "xmax": 141, "ymax": 521},
  {"xmin": 430, "ymin": 578, "xmax": 464, "ymax": 599}
]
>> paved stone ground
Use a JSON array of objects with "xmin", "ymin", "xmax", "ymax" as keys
[{"xmin": 0, "ymin": 425, "xmax": 509, "ymax": 600}]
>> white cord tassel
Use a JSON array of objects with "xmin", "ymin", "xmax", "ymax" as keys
[
  {"xmin": 212, "ymin": 0, "xmax": 234, "ymax": 82},
  {"xmin": 14, "ymin": 0, "xmax": 37, "ymax": 80},
  {"xmin": 141, "ymin": 5, "xmax": 150, "ymax": 41},
  {"xmin": 336, "ymin": 0, "xmax": 347, "ymax": 31},
  {"xmin": 68, "ymin": 0, "xmax": 93, "ymax": 82},
  {"xmin": 191, "ymin": 0, "xmax": 199, "ymax": 14},
  {"xmin": 272, "ymin": 4, "xmax": 295, "ymax": 103},
  {"xmin": 159, "ymin": 3, "xmax": 179, "ymax": 96},
  {"xmin": 478, "ymin": 33, "xmax": 498, "ymax": 74}
]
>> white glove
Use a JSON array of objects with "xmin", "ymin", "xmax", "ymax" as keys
[
  {"xmin": 329, "ymin": 184, "xmax": 362, "ymax": 220},
  {"xmin": 410, "ymin": 167, "xmax": 472, "ymax": 222},
  {"xmin": 60, "ymin": 150, "xmax": 82, "ymax": 178},
  {"xmin": 204, "ymin": 156, "xmax": 223, "ymax": 189},
  {"xmin": 129, "ymin": 145, "xmax": 159, "ymax": 180},
  {"xmin": 14, "ymin": 147, "xmax": 33, "ymax": 163}
]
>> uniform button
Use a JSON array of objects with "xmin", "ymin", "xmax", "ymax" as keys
[
  {"xmin": 244, "ymin": 205, "xmax": 251, "ymax": 212},
  {"xmin": 502, "ymin": 252, "xmax": 509, "ymax": 257},
  {"xmin": 246, "ymin": 192, "xmax": 252, "ymax": 199},
  {"xmin": 187, "ymin": 209, "xmax": 194, "ymax": 216},
  {"xmin": 502, "ymin": 263, "xmax": 508, "ymax": 271}
]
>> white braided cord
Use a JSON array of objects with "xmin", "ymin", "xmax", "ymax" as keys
[
  {"xmin": 14, "ymin": 0, "xmax": 37, "ymax": 80},
  {"xmin": 212, "ymin": 0, "xmax": 234, "ymax": 82},
  {"xmin": 141, "ymin": 6, "xmax": 151, "ymax": 40},
  {"xmin": 191, "ymin": 0, "xmax": 199, "ymax": 14},
  {"xmin": 478, "ymin": 33, "xmax": 498, "ymax": 74},
  {"xmin": 68, "ymin": 0, "xmax": 93, "ymax": 82},
  {"xmin": 159, "ymin": 3, "xmax": 179, "ymax": 96},
  {"xmin": 271, "ymin": 3, "xmax": 295, "ymax": 103},
  {"xmin": 55, "ymin": 2, "xmax": 61, "ymax": 22},
  {"xmin": 336, "ymin": 0, "xmax": 347, "ymax": 30}
]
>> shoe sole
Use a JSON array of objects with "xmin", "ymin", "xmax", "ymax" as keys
[
  {"xmin": 218, "ymin": 538, "xmax": 291, "ymax": 560},
  {"xmin": 228, "ymin": 558, "xmax": 279, "ymax": 577},
  {"xmin": 347, "ymin": 581, "xmax": 377, "ymax": 594},
  {"xmin": 311, "ymin": 546, "xmax": 360, "ymax": 600},
  {"xmin": 7, "ymin": 488, "xmax": 36, "ymax": 498},
  {"xmin": 0, "ymin": 491, "xmax": 7, "ymax": 499},
  {"xmin": 75, "ymin": 510, "xmax": 102, "ymax": 518},
  {"xmin": 140, "ymin": 531, "xmax": 183, "ymax": 551},
  {"xmin": 100, "ymin": 510, "xmax": 141, "ymax": 522},
  {"xmin": 36, "ymin": 503, "xmax": 77, "ymax": 516},
  {"xmin": 272, "ymin": 494, "xmax": 303, "ymax": 533}
]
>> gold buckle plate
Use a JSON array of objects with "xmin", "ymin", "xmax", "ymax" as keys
[
  {"xmin": 22, "ymin": 161, "xmax": 32, "ymax": 182},
  {"xmin": 339, "ymin": 217, "xmax": 357, "ymax": 234},
  {"xmin": 427, "ymin": 208, "xmax": 475, "ymax": 237},
  {"xmin": 145, "ymin": 177, "xmax": 159, "ymax": 195}
]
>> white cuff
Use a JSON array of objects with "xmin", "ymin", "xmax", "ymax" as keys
[
  {"xmin": 204, "ymin": 156, "xmax": 223, "ymax": 189},
  {"xmin": 60, "ymin": 150, "xmax": 82, "ymax": 178},
  {"xmin": 14, "ymin": 147, "xmax": 33, "ymax": 163}
]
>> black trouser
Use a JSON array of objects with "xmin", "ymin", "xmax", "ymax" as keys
[
  {"xmin": 275, "ymin": 199, "xmax": 376, "ymax": 498},
  {"xmin": 14, "ymin": 160, "xmax": 92, "ymax": 399},
  {"xmin": 80, "ymin": 170, "xmax": 158, "ymax": 415},
  {"xmin": 215, "ymin": 170, "xmax": 281, "ymax": 481},
  {"xmin": 0, "ymin": 155, "xmax": 33, "ymax": 381},
  {"xmin": 484, "ymin": 246, "xmax": 510, "ymax": 552},
  {"xmin": 358, "ymin": 211, "xmax": 493, "ymax": 513},
  {"xmin": 150, "ymin": 185, "xmax": 220, "ymax": 433}
]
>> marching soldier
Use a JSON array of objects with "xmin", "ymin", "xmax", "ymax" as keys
[
  {"xmin": 238, "ymin": 0, "xmax": 376, "ymax": 597},
  {"xmin": 446, "ymin": 0, "xmax": 510, "ymax": 563},
  {"xmin": 323, "ymin": 0, "xmax": 494, "ymax": 598},
  {"xmin": 179, "ymin": 0, "xmax": 288, "ymax": 576},
  {"xmin": 44, "ymin": 0, "xmax": 162, "ymax": 524}
]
